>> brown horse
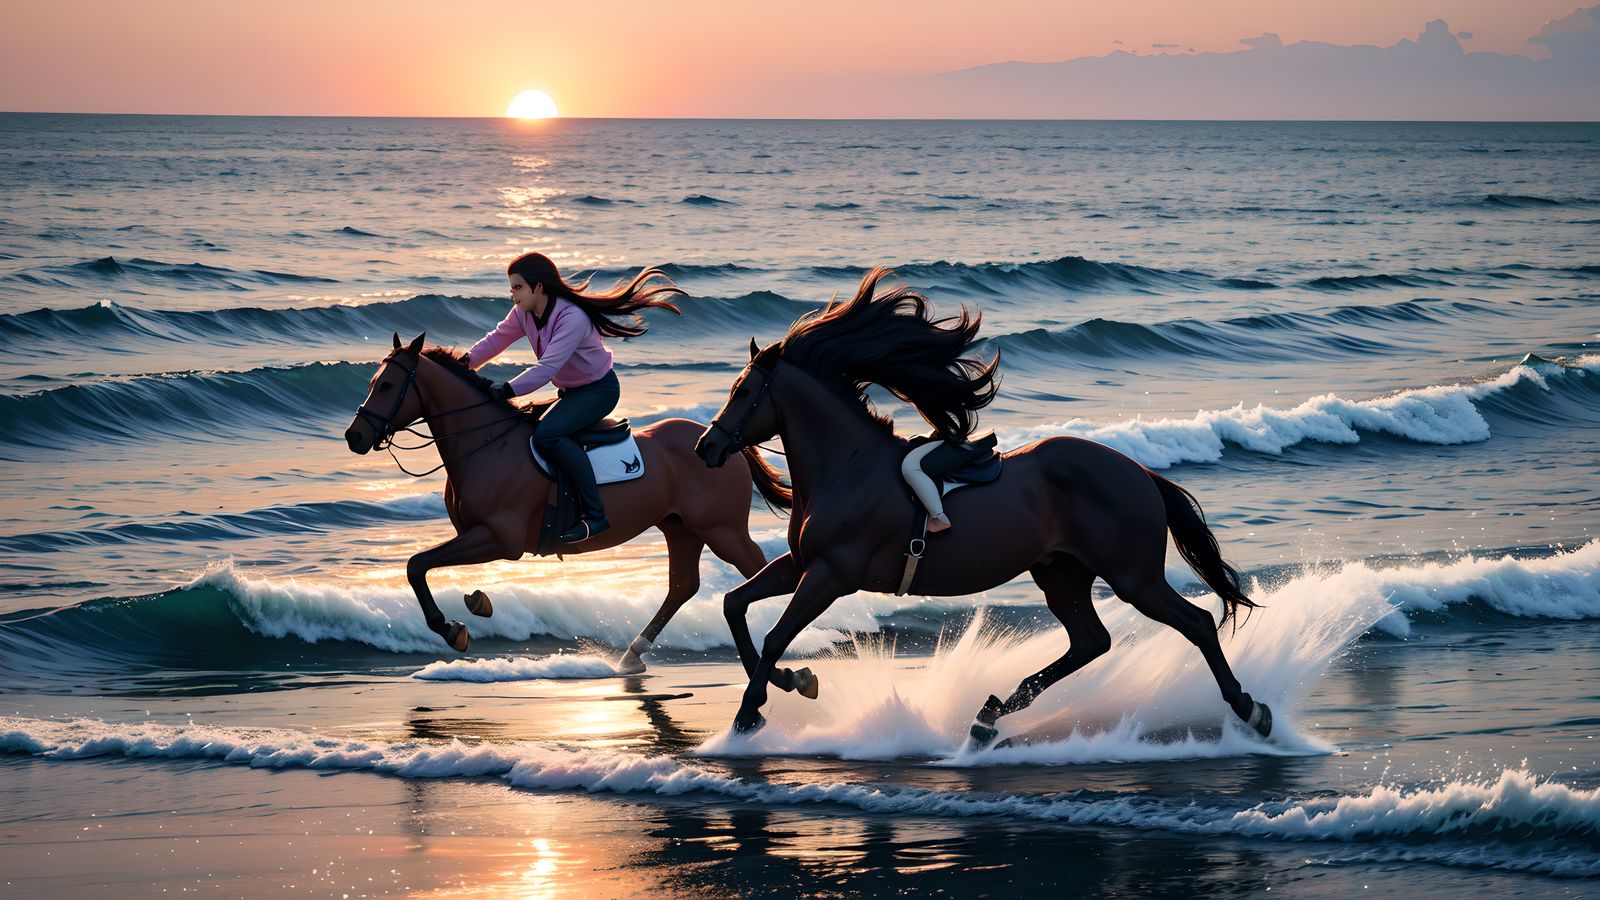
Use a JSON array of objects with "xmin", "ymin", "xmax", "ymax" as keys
[
  {"xmin": 344, "ymin": 332, "xmax": 798, "ymax": 679},
  {"xmin": 694, "ymin": 269, "xmax": 1274, "ymax": 745}
]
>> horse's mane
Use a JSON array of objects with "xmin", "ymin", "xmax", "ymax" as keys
[
  {"xmin": 777, "ymin": 267, "xmax": 999, "ymax": 440},
  {"xmin": 420, "ymin": 346, "xmax": 549, "ymax": 418}
]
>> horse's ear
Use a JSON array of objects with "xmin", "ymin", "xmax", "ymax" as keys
[
  {"xmin": 749, "ymin": 338, "xmax": 759, "ymax": 360},
  {"xmin": 407, "ymin": 332, "xmax": 426, "ymax": 355},
  {"xmin": 393, "ymin": 332, "xmax": 402, "ymax": 350}
]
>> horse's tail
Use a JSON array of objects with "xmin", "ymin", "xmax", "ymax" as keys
[
  {"xmin": 1148, "ymin": 470, "xmax": 1258, "ymax": 629},
  {"xmin": 740, "ymin": 446, "xmax": 793, "ymax": 512}
]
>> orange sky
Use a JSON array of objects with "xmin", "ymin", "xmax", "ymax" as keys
[{"xmin": 0, "ymin": 0, "xmax": 1587, "ymax": 116}]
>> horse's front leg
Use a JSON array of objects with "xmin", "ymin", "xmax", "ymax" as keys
[
  {"xmin": 734, "ymin": 560, "xmax": 844, "ymax": 734},
  {"xmin": 407, "ymin": 523, "xmax": 517, "ymax": 651},
  {"xmin": 721, "ymin": 553, "xmax": 809, "ymax": 687}
]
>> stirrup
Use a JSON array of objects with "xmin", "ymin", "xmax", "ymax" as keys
[{"xmin": 559, "ymin": 515, "xmax": 610, "ymax": 543}]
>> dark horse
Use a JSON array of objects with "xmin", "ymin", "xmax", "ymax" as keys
[
  {"xmin": 694, "ymin": 269, "xmax": 1273, "ymax": 744},
  {"xmin": 345, "ymin": 332, "xmax": 794, "ymax": 675}
]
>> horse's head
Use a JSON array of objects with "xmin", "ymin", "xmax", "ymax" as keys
[
  {"xmin": 696, "ymin": 338, "xmax": 783, "ymax": 468},
  {"xmin": 345, "ymin": 332, "xmax": 427, "ymax": 454}
]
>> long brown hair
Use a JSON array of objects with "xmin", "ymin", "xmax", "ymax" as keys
[{"xmin": 508, "ymin": 252, "xmax": 683, "ymax": 339}]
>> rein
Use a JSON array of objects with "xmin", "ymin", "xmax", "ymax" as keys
[
  {"xmin": 356, "ymin": 354, "xmax": 528, "ymax": 478},
  {"xmin": 707, "ymin": 361, "xmax": 786, "ymax": 458}
]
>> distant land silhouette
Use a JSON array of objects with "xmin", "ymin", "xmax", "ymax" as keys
[{"xmin": 767, "ymin": 7, "xmax": 1600, "ymax": 120}]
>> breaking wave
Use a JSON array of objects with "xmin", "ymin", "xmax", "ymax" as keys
[
  {"xmin": 2, "ymin": 716, "xmax": 1594, "ymax": 876},
  {"xmin": 999, "ymin": 354, "xmax": 1600, "ymax": 468}
]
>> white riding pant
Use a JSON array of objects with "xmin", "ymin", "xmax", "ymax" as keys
[{"xmin": 900, "ymin": 440, "xmax": 946, "ymax": 518}]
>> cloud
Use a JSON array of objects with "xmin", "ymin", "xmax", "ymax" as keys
[{"xmin": 868, "ymin": 9, "xmax": 1600, "ymax": 119}]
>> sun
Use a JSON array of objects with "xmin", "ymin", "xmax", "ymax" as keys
[{"xmin": 507, "ymin": 90, "xmax": 559, "ymax": 120}]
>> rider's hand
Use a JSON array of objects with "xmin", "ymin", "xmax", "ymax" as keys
[{"xmin": 493, "ymin": 382, "xmax": 516, "ymax": 402}]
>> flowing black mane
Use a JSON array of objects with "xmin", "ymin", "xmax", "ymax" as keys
[
  {"xmin": 776, "ymin": 267, "xmax": 999, "ymax": 440},
  {"xmin": 420, "ymin": 347, "xmax": 546, "ymax": 417}
]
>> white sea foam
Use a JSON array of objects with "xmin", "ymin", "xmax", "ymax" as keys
[
  {"xmin": 701, "ymin": 541, "xmax": 1600, "ymax": 761},
  {"xmin": 412, "ymin": 652, "xmax": 619, "ymax": 682},
  {"xmin": 999, "ymin": 355, "xmax": 1598, "ymax": 468},
  {"xmin": 191, "ymin": 554, "xmax": 961, "ymax": 656},
  {"xmin": 1276, "ymin": 541, "xmax": 1600, "ymax": 638},
  {"xmin": 2, "ymin": 716, "xmax": 1594, "ymax": 875},
  {"xmin": 700, "ymin": 554, "xmax": 1387, "ymax": 762},
  {"xmin": 180, "ymin": 533, "xmax": 1600, "ymax": 666}
]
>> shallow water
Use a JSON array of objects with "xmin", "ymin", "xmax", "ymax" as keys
[{"xmin": 1, "ymin": 115, "xmax": 1598, "ymax": 895}]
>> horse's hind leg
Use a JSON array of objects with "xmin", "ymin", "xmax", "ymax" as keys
[
  {"xmin": 616, "ymin": 520, "xmax": 704, "ymax": 674},
  {"xmin": 969, "ymin": 555, "xmax": 1110, "ymax": 747},
  {"xmin": 1103, "ymin": 570, "xmax": 1270, "ymax": 736},
  {"xmin": 704, "ymin": 525, "xmax": 766, "ymax": 580}
]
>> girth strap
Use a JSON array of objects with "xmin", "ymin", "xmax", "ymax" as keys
[{"xmin": 896, "ymin": 509, "xmax": 929, "ymax": 596}]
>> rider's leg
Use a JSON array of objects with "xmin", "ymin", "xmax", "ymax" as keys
[
  {"xmin": 535, "ymin": 370, "xmax": 619, "ymax": 541},
  {"xmin": 900, "ymin": 440, "xmax": 950, "ymax": 531}
]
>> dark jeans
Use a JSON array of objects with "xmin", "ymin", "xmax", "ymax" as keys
[{"xmin": 533, "ymin": 369, "xmax": 620, "ymax": 518}]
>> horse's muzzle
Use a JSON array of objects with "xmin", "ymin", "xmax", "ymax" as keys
[
  {"xmin": 694, "ymin": 427, "xmax": 730, "ymax": 468},
  {"xmin": 345, "ymin": 425, "xmax": 371, "ymax": 454}
]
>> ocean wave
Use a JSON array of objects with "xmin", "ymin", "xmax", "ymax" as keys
[
  {"xmin": 1301, "ymin": 273, "xmax": 1451, "ymax": 291},
  {"xmin": 584, "ymin": 255, "xmax": 1282, "ymax": 299},
  {"xmin": 1343, "ymin": 542, "xmax": 1600, "ymax": 637},
  {"xmin": 803, "ymin": 255, "xmax": 1270, "ymax": 297},
  {"xmin": 0, "ymin": 493, "xmax": 446, "ymax": 554},
  {"xmin": 4, "ymin": 256, "xmax": 338, "ymax": 292},
  {"xmin": 0, "ymin": 550, "xmax": 925, "ymax": 669},
  {"xmin": 0, "ymin": 361, "xmax": 370, "ymax": 448},
  {"xmin": 998, "ymin": 353, "xmax": 1600, "ymax": 468},
  {"xmin": 9, "ymin": 535, "xmax": 1594, "ymax": 695},
  {"xmin": 1483, "ymin": 193, "xmax": 1594, "ymax": 208},
  {"xmin": 0, "ymin": 295, "xmax": 513, "ymax": 351},
  {"xmin": 2, "ymin": 716, "xmax": 1593, "ymax": 875},
  {"xmin": 0, "ymin": 358, "xmax": 722, "ymax": 449},
  {"xmin": 0, "ymin": 290, "xmax": 816, "ymax": 356},
  {"xmin": 412, "ymin": 653, "xmax": 619, "ymax": 682},
  {"xmin": 987, "ymin": 298, "xmax": 1483, "ymax": 362}
]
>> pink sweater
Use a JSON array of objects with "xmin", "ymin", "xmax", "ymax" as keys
[{"xmin": 467, "ymin": 297, "xmax": 614, "ymax": 394}]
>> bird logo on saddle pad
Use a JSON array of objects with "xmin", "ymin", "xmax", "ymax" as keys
[{"xmin": 529, "ymin": 434, "xmax": 647, "ymax": 485}]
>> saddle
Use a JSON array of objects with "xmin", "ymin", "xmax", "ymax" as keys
[
  {"xmin": 896, "ymin": 432, "xmax": 1003, "ymax": 596},
  {"xmin": 572, "ymin": 417, "xmax": 631, "ymax": 450},
  {"xmin": 528, "ymin": 417, "xmax": 643, "ymax": 556},
  {"xmin": 916, "ymin": 431, "xmax": 1002, "ymax": 493}
]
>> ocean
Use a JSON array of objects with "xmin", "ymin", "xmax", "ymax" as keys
[{"xmin": 1, "ymin": 114, "xmax": 1597, "ymax": 896}]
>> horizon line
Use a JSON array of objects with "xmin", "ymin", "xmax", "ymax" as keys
[{"xmin": 4, "ymin": 110, "xmax": 1599, "ymax": 124}]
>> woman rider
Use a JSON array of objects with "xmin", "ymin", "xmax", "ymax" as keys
[{"xmin": 466, "ymin": 252, "xmax": 683, "ymax": 542}]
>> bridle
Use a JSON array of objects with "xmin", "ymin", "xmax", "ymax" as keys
[
  {"xmin": 354, "ymin": 353, "xmax": 527, "ymax": 477},
  {"xmin": 353, "ymin": 353, "xmax": 421, "ymax": 452},
  {"xmin": 707, "ymin": 359, "xmax": 783, "ymax": 456}
]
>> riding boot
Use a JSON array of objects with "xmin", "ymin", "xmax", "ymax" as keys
[{"xmin": 551, "ymin": 436, "xmax": 609, "ymax": 542}]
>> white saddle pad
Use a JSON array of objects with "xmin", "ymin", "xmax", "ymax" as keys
[{"xmin": 530, "ymin": 434, "xmax": 645, "ymax": 485}]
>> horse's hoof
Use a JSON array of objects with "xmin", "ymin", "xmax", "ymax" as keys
[
  {"xmin": 615, "ymin": 650, "xmax": 646, "ymax": 676},
  {"xmin": 966, "ymin": 694, "xmax": 1005, "ymax": 750},
  {"xmin": 444, "ymin": 621, "xmax": 470, "ymax": 652},
  {"xmin": 792, "ymin": 666, "xmax": 820, "ymax": 700},
  {"xmin": 968, "ymin": 721, "xmax": 999, "ymax": 750},
  {"xmin": 463, "ymin": 590, "xmax": 493, "ymax": 618},
  {"xmin": 732, "ymin": 712, "xmax": 766, "ymax": 736},
  {"xmin": 1247, "ymin": 701, "xmax": 1273, "ymax": 738}
]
